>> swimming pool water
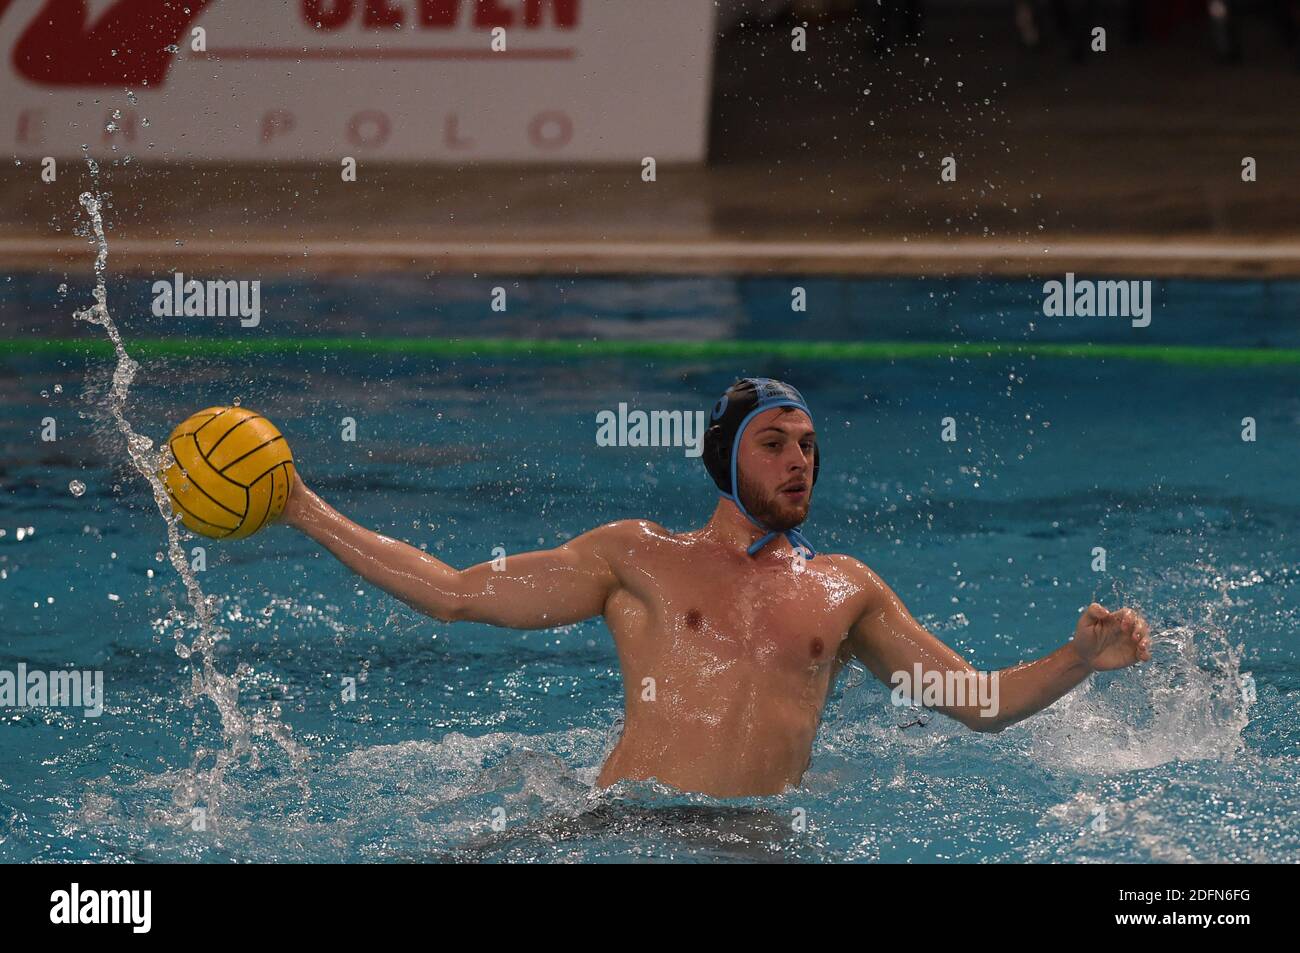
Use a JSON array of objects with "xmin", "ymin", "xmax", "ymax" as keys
[{"xmin": 1, "ymin": 274, "xmax": 1297, "ymax": 862}]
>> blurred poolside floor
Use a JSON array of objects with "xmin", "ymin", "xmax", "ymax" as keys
[{"xmin": 1, "ymin": 9, "xmax": 1298, "ymax": 277}]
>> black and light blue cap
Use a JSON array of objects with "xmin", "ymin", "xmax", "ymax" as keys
[{"xmin": 703, "ymin": 378, "xmax": 819, "ymax": 559}]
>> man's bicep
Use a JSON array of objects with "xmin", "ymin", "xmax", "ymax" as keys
[
  {"xmin": 848, "ymin": 567, "xmax": 974, "ymax": 681},
  {"xmin": 451, "ymin": 527, "xmax": 620, "ymax": 629}
]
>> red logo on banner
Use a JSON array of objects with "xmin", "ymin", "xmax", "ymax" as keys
[
  {"xmin": 9, "ymin": 0, "xmax": 210, "ymax": 86},
  {"xmin": 7, "ymin": 1, "xmax": 582, "ymax": 86}
]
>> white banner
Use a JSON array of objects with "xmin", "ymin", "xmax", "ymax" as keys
[{"xmin": 1, "ymin": 0, "xmax": 715, "ymax": 161}]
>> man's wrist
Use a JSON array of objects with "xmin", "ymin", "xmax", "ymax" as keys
[
  {"xmin": 1064, "ymin": 638, "xmax": 1094, "ymax": 675},
  {"xmin": 281, "ymin": 478, "xmax": 316, "ymax": 530}
]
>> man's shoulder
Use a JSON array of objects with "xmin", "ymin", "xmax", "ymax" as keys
[
  {"xmin": 598, "ymin": 518, "xmax": 672, "ymax": 536},
  {"xmin": 567, "ymin": 521, "xmax": 676, "ymax": 579},
  {"xmin": 577, "ymin": 519, "xmax": 674, "ymax": 549},
  {"xmin": 819, "ymin": 551, "xmax": 874, "ymax": 578},
  {"xmin": 817, "ymin": 552, "xmax": 892, "ymax": 597}
]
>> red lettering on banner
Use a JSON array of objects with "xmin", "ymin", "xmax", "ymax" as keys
[
  {"xmin": 103, "ymin": 109, "xmax": 139, "ymax": 144},
  {"xmin": 419, "ymin": 0, "xmax": 457, "ymax": 26},
  {"xmin": 261, "ymin": 110, "xmax": 297, "ymax": 143},
  {"xmin": 347, "ymin": 110, "xmax": 392, "ymax": 147},
  {"xmin": 300, "ymin": 0, "xmax": 580, "ymax": 29},
  {"xmin": 444, "ymin": 115, "xmax": 475, "ymax": 149},
  {"xmin": 363, "ymin": 0, "xmax": 404, "ymax": 28},
  {"xmin": 527, "ymin": 110, "xmax": 572, "ymax": 149},
  {"xmin": 16, "ymin": 109, "xmax": 47, "ymax": 145},
  {"xmin": 304, "ymin": 0, "xmax": 353, "ymax": 29},
  {"xmin": 12, "ymin": 0, "xmax": 211, "ymax": 86},
  {"xmin": 524, "ymin": 0, "xmax": 577, "ymax": 27},
  {"xmin": 475, "ymin": 0, "xmax": 513, "ymax": 28},
  {"xmin": 249, "ymin": 110, "xmax": 572, "ymax": 152}
]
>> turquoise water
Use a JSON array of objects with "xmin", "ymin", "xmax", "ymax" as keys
[{"xmin": 1, "ymin": 274, "xmax": 1297, "ymax": 862}]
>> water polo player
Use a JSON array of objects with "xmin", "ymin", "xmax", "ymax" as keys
[{"xmin": 276, "ymin": 377, "xmax": 1152, "ymax": 797}]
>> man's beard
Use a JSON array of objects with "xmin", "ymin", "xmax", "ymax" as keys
[{"xmin": 737, "ymin": 470, "xmax": 810, "ymax": 532}]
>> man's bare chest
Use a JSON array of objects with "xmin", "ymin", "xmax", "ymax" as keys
[{"xmin": 616, "ymin": 557, "xmax": 861, "ymax": 673}]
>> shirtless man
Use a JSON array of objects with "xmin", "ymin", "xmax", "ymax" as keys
[{"xmin": 281, "ymin": 378, "xmax": 1152, "ymax": 798}]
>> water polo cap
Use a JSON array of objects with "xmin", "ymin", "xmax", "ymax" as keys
[{"xmin": 702, "ymin": 378, "xmax": 818, "ymax": 559}]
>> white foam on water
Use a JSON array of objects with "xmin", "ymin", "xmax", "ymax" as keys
[
  {"xmin": 814, "ymin": 578, "xmax": 1252, "ymax": 786},
  {"xmin": 1019, "ymin": 559, "xmax": 1254, "ymax": 775},
  {"xmin": 75, "ymin": 725, "xmax": 610, "ymax": 861}
]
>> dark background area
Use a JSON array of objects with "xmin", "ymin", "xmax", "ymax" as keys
[{"xmin": 1, "ymin": 1, "xmax": 1297, "ymax": 276}]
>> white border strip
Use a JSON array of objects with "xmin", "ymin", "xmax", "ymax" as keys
[{"xmin": 3, "ymin": 238, "xmax": 1299, "ymax": 271}]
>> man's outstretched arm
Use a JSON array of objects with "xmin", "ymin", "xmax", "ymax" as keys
[
  {"xmin": 841, "ymin": 559, "xmax": 1151, "ymax": 732},
  {"xmin": 281, "ymin": 476, "xmax": 619, "ymax": 629}
]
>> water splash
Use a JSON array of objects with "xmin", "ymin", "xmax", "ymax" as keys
[
  {"xmin": 1016, "ymin": 559, "xmax": 1253, "ymax": 774},
  {"xmin": 72, "ymin": 172, "xmax": 304, "ymax": 824}
]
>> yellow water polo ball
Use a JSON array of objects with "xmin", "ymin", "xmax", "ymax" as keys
[{"xmin": 162, "ymin": 406, "xmax": 295, "ymax": 539}]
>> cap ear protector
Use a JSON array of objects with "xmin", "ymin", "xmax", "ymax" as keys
[{"xmin": 702, "ymin": 378, "xmax": 818, "ymax": 559}]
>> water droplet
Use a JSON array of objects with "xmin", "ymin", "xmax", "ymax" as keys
[{"xmin": 68, "ymin": 479, "xmax": 86, "ymax": 497}]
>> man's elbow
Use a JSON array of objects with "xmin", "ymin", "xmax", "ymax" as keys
[
  {"xmin": 403, "ymin": 585, "xmax": 466, "ymax": 623},
  {"xmin": 434, "ymin": 591, "xmax": 472, "ymax": 623},
  {"xmin": 957, "ymin": 709, "xmax": 1009, "ymax": 733},
  {"xmin": 429, "ymin": 571, "xmax": 472, "ymax": 622}
]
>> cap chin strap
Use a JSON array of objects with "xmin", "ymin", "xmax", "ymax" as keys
[
  {"xmin": 720, "ymin": 493, "xmax": 817, "ymax": 559},
  {"xmin": 725, "ymin": 399, "xmax": 817, "ymax": 561}
]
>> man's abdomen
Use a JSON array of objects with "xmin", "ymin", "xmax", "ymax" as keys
[{"xmin": 596, "ymin": 685, "xmax": 824, "ymax": 798}]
